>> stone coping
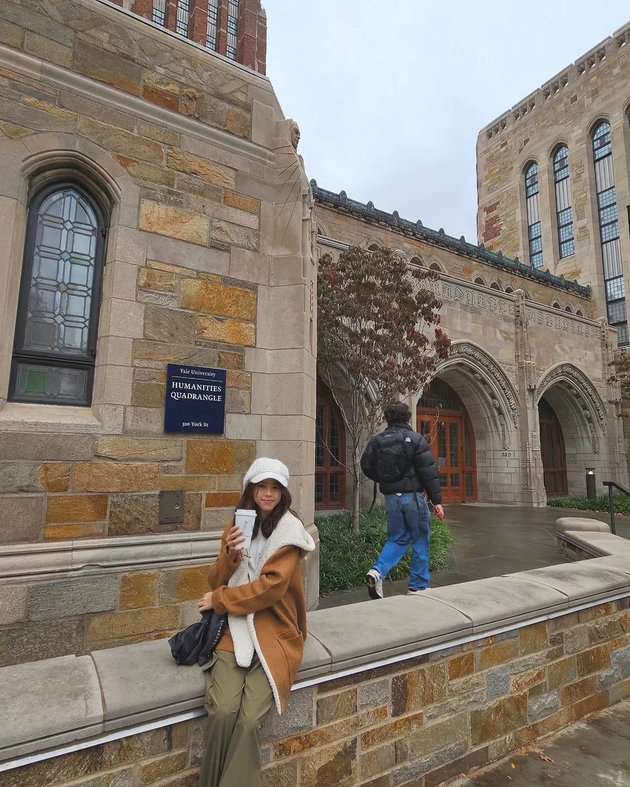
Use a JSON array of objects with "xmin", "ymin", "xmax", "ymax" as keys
[
  {"xmin": 557, "ymin": 528, "xmax": 630, "ymax": 558},
  {"xmin": 1, "ymin": 530, "xmax": 630, "ymax": 765},
  {"xmin": 0, "ymin": 532, "xmax": 221, "ymax": 581}
]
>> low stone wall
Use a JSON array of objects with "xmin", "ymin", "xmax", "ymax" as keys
[
  {"xmin": 1, "ymin": 527, "xmax": 630, "ymax": 787},
  {"xmin": 0, "ymin": 533, "xmax": 219, "ymax": 668},
  {"xmin": 0, "ymin": 529, "xmax": 319, "ymax": 667}
]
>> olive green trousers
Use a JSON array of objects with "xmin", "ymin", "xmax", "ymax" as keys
[{"xmin": 199, "ymin": 649, "xmax": 274, "ymax": 787}]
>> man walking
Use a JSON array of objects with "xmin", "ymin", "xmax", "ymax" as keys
[{"xmin": 361, "ymin": 401, "xmax": 444, "ymax": 599}]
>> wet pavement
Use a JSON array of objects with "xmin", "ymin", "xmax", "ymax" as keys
[
  {"xmin": 319, "ymin": 503, "xmax": 629, "ymax": 609},
  {"xmin": 318, "ymin": 505, "xmax": 630, "ymax": 785},
  {"xmin": 448, "ymin": 698, "xmax": 630, "ymax": 786}
]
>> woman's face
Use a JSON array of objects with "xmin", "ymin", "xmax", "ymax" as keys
[{"xmin": 253, "ymin": 478, "xmax": 283, "ymax": 518}]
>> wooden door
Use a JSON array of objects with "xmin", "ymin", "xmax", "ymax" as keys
[
  {"xmin": 418, "ymin": 378, "xmax": 477, "ymax": 504},
  {"xmin": 539, "ymin": 398, "xmax": 568, "ymax": 497},
  {"xmin": 418, "ymin": 413, "xmax": 471, "ymax": 503},
  {"xmin": 315, "ymin": 382, "xmax": 346, "ymax": 509}
]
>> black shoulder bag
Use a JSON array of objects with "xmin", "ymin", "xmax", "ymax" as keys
[{"xmin": 168, "ymin": 610, "xmax": 227, "ymax": 667}]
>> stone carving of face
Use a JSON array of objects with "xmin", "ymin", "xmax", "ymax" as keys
[{"xmin": 290, "ymin": 122, "xmax": 301, "ymax": 150}]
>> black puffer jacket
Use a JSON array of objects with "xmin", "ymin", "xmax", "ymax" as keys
[{"xmin": 361, "ymin": 422, "xmax": 442, "ymax": 504}]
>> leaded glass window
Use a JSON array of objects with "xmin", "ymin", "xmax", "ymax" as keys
[
  {"xmin": 10, "ymin": 183, "xmax": 107, "ymax": 405},
  {"xmin": 524, "ymin": 162, "xmax": 543, "ymax": 269},
  {"xmin": 152, "ymin": 0, "xmax": 166, "ymax": 25},
  {"xmin": 206, "ymin": 0, "xmax": 219, "ymax": 50},
  {"xmin": 227, "ymin": 0, "xmax": 240, "ymax": 60},
  {"xmin": 176, "ymin": 0, "xmax": 190, "ymax": 36},
  {"xmin": 592, "ymin": 121, "xmax": 627, "ymax": 346},
  {"xmin": 553, "ymin": 146, "xmax": 574, "ymax": 258}
]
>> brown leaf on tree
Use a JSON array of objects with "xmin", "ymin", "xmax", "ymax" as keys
[{"xmin": 318, "ymin": 246, "xmax": 451, "ymax": 531}]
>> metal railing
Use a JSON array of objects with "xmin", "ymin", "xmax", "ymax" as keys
[{"xmin": 602, "ymin": 480, "xmax": 630, "ymax": 535}]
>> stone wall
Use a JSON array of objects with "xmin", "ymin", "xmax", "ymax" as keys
[
  {"xmin": 0, "ymin": 0, "xmax": 317, "ymax": 554},
  {"xmin": 314, "ymin": 198, "xmax": 626, "ymax": 507},
  {"xmin": 2, "ymin": 530, "xmax": 630, "ymax": 786},
  {"xmin": 0, "ymin": 531, "xmax": 319, "ymax": 667},
  {"xmin": 0, "ymin": 533, "xmax": 219, "ymax": 667},
  {"xmin": 316, "ymin": 201, "xmax": 593, "ymax": 314}
]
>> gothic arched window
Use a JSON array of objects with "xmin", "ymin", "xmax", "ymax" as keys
[
  {"xmin": 592, "ymin": 120, "xmax": 627, "ymax": 345},
  {"xmin": 10, "ymin": 182, "xmax": 108, "ymax": 405},
  {"xmin": 553, "ymin": 146, "xmax": 575, "ymax": 258},
  {"xmin": 524, "ymin": 162, "xmax": 543, "ymax": 269}
]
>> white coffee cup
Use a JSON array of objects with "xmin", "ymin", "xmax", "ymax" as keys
[{"xmin": 234, "ymin": 508, "xmax": 257, "ymax": 553}]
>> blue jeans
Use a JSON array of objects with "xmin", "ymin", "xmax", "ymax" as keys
[{"xmin": 373, "ymin": 493, "xmax": 432, "ymax": 591}]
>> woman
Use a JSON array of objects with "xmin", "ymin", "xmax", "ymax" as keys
[{"xmin": 197, "ymin": 457, "xmax": 315, "ymax": 787}]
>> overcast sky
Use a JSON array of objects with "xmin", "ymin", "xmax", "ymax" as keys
[{"xmin": 263, "ymin": 1, "xmax": 630, "ymax": 243}]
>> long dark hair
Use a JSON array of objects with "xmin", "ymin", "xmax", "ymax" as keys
[{"xmin": 235, "ymin": 482, "xmax": 294, "ymax": 538}]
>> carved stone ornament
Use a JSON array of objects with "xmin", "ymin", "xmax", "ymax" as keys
[
  {"xmin": 448, "ymin": 343, "xmax": 520, "ymax": 427},
  {"xmin": 290, "ymin": 120, "xmax": 302, "ymax": 150},
  {"xmin": 537, "ymin": 364, "xmax": 607, "ymax": 433},
  {"xmin": 588, "ymin": 422, "xmax": 601, "ymax": 454}
]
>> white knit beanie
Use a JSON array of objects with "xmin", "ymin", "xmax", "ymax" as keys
[{"xmin": 242, "ymin": 457, "xmax": 290, "ymax": 489}]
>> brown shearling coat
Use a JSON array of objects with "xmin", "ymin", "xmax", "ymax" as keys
[{"xmin": 207, "ymin": 511, "xmax": 315, "ymax": 713}]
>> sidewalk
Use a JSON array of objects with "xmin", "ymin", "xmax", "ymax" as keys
[
  {"xmin": 448, "ymin": 698, "xmax": 630, "ymax": 786},
  {"xmin": 319, "ymin": 504, "xmax": 629, "ymax": 609}
]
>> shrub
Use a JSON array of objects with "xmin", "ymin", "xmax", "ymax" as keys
[
  {"xmin": 547, "ymin": 494, "xmax": 630, "ymax": 515},
  {"xmin": 317, "ymin": 507, "xmax": 455, "ymax": 594}
]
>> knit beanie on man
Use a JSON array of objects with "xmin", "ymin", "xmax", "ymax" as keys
[{"xmin": 242, "ymin": 457, "xmax": 290, "ymax": 489}]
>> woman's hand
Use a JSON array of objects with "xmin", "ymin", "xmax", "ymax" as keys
[
  {"xmin": 226, "ymin": 524, "xmax": 246, "ymax": 561},
  {"xmin": 198, "ymin": 591, "xmax": 214, "ymax": 612}
]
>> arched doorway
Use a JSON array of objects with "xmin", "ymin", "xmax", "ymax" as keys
[
  {"xmin": 538, "ymin": 396, "xmax": 568, "ymax": 497},
  {"xmin": 417, "ymin": 379, "xmax": 477, "ymax": 503},
  {"xmin": 315, "ymin": 381, "xmax": 346, "ymax": 510}
]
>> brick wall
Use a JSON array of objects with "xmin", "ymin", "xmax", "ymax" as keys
[{"xmin": 107, "ymin": 0, "xmax": 267, "ymax": 73}]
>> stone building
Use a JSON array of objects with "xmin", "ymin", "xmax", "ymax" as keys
[
  {"xmin": 2, "ymin": 7, "xmax": 630, "ymax": 784},
  {"xmin": 314, "ymin": 20, "xmax": 630, "ymax": 514},
  {"xmin": 477, "ymin": 22, "xmax": 630, "ymax": 347},
  {"xmin": 312, "ymin": 186, "xmax": 626, "ymax": 511},
  {"xmin": 0, "ymin": 0, "xmax": 316, "ymax": 664},
  {"xmin": 108, "ymin": 0, "xmax": 267, "ymax": 73},
  {"xmin": 1, "ymin": 0, "xmax": 629, "ymax": 669}
]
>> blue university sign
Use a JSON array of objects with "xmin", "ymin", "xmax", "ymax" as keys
[{"xmin": 164, "ymin": 364, "xmax": 226, "ymax": 434}]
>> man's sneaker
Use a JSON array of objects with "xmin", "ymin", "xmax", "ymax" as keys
[
  {"xmin": 366, "ymin": 568, "xmax": 383, "ymax": 600},
  {"xmin": 407, "ymin": 589, "xmax": 426, "ymax": 596}
]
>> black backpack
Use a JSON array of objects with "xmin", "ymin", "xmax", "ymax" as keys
[{"xmin": 373, "ymin": 431, "xmax": 415, "ymax": 484}]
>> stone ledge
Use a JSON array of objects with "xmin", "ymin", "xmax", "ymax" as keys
[
  {"xmin": 0, "ymin": 532, "xmax": 221, "ymax": 581},
  {"xmin": 1, "ymin": 529, "xmax": 629, "ymax": 765},
  {"xmin": 558, "ymin": 529, "xmax": 630, "ymax": 557},
  {"xmin": 555, "ymin": 516, "xmax": 611, "ymax": 533},
  {"xmin": 0, "ymin": 654, "xmax": 102, "ymax": 761},
  {"xmin": 512, "ymin": 559, "xmax": 630, "ymax": 606}
]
